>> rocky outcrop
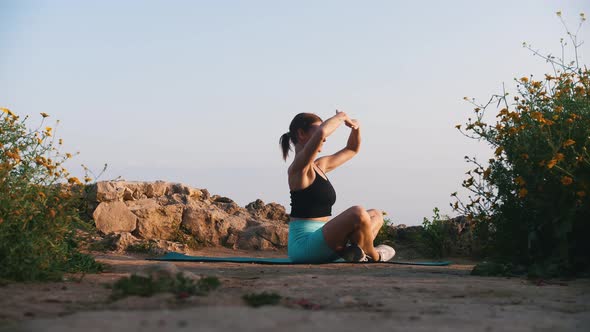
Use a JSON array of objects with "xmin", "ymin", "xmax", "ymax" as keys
[
  {"xmin": 92, "ymin": 201, "xmax": 137, "ymax": 233},
  {"xmin": 86, "ymin": 180, "xmax": 289, "ymax": 253}
]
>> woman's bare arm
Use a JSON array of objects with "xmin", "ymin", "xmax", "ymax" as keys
[
  {"xmin": 290, "ymin": 111, "xmax": 351, "ymax": 175},
  {"xmin": 316, "ymin": 119, "xmax": 361, "ymax": 172}
]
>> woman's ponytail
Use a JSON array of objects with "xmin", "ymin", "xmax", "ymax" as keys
[
  {"xmin": 280, "ymin": 113, "xmax": 322, "ymax": 161},
  {"xmin": 279, "ymin": 132, "xmax": 292, "ymax": 161}
]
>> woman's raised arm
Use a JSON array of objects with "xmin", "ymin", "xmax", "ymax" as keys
[{"xmin": 290, "ymin": 111, "xmax": 352, "ymax": 174}]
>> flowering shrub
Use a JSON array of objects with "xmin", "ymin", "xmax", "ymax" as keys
[
  {"xmin": 453, "ymin": 12, "xmax": 589, "ymax": 276},
  {"xmin": 0, "ymin": 108, "xmax": 102, "ymax": 281}
]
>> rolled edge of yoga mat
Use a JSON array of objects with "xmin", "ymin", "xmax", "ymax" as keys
[{"xmin": 146, "ymin": 252, "xmax": 452, "ymax": 266}]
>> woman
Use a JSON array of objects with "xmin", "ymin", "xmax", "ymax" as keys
[{"xmin": 279, "ymin": 111, "xmax": 396, "ymax": 263}]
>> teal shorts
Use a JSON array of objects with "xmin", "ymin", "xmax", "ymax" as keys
[{"xmin": 288, "ymin": 220, "xmax": 340, "ymax": 263}]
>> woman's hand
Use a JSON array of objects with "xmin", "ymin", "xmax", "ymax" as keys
[
  {"xmin": 345, "ymin": 119, "xmax": 359, "ymax": 130},
  {"xmin": 336, "ymin": 110, "xmax": 359, "ymax": 130}
]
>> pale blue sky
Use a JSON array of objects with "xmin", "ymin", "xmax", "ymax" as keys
[{"xmin": 1, "ymin": 1, "xmax": 589, "ymax": 224}]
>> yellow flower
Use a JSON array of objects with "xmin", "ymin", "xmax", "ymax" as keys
[
  {"xmin": 520, "ymin": 77, "xmax": 529, "ymax": 83},
  {"xmin": 58, "ymin": 139, "xmax": 63, "ymax": 145},
  {"xmin": 36, "ymin": 138, "xmax": 43, "ymax": 144},
  {"xmin": 84, "ymin": 176, "xmax": 92, "ymax": 183},
  {"xmin": 515, "ymin": 176, "xmax": 526, "ymax": 186},
  {"xmin": 521, "ymin": 153, "xmax": 529, "ymax": 160},
  {"xmin": 561, "ymin": 176, "xmax": 573, "ymax": 186},
  {"xmin": 563, "ymin": 139, "xmax": 575, "ymax": 147},
  {"xmin": 45, "ymin": 126, "xmax": 52, "ymax": 132},
  {"xmin": 547, "ymin": 159, "xmax": 558, "ymax": 169},
  {"xmin": 518, "ymin": 188, "xmax": 528, "ymax": 198},
  {"xmin": 68, "ymin": 177, "xmax": 82, "ymax": 185},
  {"xmin": 66, "ymin": 153, "xmax": 72, "ymax": 158},
  {"xmin": 555, "ymin": 153, "xmax": 565, "ymax": 161},
  {"xmin": 577, "ymin": 191, "xmax": 586, "ymax": 198},
  {"xmin": 40, "ymin": 112, "xmax": 49, "ymax": 118},
  {"xmin": 1, "ymin": 108, "xmax": 14, "ymax": 116},
  {"xmin": 494, "ymin": 146, "xmax": 504, "ymax": 156},
  {"xmin": 455, "ymin": 124, "xmax": 461, "ymax": 129}
]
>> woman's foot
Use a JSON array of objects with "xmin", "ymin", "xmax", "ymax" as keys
[
  {"xmin": 368, "ymin": 244, "xmax": 396, "ymax": 262},
  {"xmin": 338, "ymin": 244, "xmax": 368, "ymax": 262}
]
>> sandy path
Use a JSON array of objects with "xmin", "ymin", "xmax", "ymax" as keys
[{"xmin": 1, "ymin": 249, "xmax": 589, "ymax": 331}]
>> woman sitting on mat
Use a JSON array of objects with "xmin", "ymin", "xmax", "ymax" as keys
[{"xmin": 279, "ymin": 111, "xmax": 396, "ymax": 263}]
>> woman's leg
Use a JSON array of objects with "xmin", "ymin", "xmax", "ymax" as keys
[
  {"xmin": 321, "ymin": 206, "xmax": 379, "ymax": 261},
  {"xmin": 366, "ymin": 209, "xmax": 385, "ymax": 239}
]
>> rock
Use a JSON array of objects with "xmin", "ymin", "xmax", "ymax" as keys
[
  {"xmin": 95, "ymin": 182, "xmax": 126, "ymax": 202},
  {"xmin": 93, "ymin": 201, "xmax": 137, "ymax": 234},
  {"xmin": 245, "ymin": 199, "xmax": 265, "ymax": 212},
  {"xmin": 151, "ymin": 240, "xmax": 189, "ymax": 255},
  {"xmin": 170, "ymin": 183, "xmax": 190, "ymax": 195},
  {"xmin": 89, "ymin": 181, "xmax": 291, "ymax": 251},
  {"xmin": 125, "ymin": 198, "xmax": 160, "ymax": 211},
  {"xmin": 212, "ymin": 195, "xmax": 234, "ymax": 204},
  {"xmin": 106, "ymin": 232, "xmax": 140, "ymax": 252},
  {"xmin": 245, "ymin": 199, "xmax": 289, "ymax": 223},
  {"xmin": 237, "ymin": 223, "xmax": 289, "ymax": 250},
  {"xmin": 133, "ymin": 203, "xmax": 184, "ymax": 240},
  {"xmin": 145, "ymin": 181, "xmax": 169, "ymax": 198},
  {"xmin": 188, "ymin": 188, "xmax": 206, "ymax": 201},
  {"xmin": 182, "ymin": 205, "xmax": 247, "ymax": 246},
  {"xmin": 201, "ymin": 188, "xmax": 210, "ymax": 200},
  {"xmin": 213, "ymin": 201, "xmax": 241, "ymax": 215},
  {"xmin": 181, "ymin": 205, "xmax": 211, "ymax": 243}
]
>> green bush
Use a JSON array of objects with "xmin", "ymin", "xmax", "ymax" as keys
[
  {"xmin": 110, "ymin": 273, "xmax": 220, "ymax": 300},
  {"xmin": 453, "ymin": 12, "xmax": 590, "ymax": 276},
  {"xmin": 420, "ymin": 208, "xmax": 457, "ymax": 258},
  {"xmin": 0, "ymin": 108, "xmax": 102, "ymax": 281},
  {"xmin": 373, "ymin": 217, "xmax": 395, "ymax": 246},
  {"xmin": 242, "ymin": 291, "xmax": 282, "ymax": 307}
]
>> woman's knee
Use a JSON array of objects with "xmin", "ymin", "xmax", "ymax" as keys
[
  {"xmin": 348, "ymin": 205, "xmax": 371, "ymax": 226},
  {"xmin": 367, "ymin": 209, "xmax": 383, "ymax": 218}
]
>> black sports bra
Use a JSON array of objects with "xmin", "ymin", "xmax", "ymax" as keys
[{"xmin": 289, "ymin": 167, "xmax": 337, "ymax": 218}]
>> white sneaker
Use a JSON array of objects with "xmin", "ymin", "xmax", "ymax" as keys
[{"xmin": 372, "ymin": 244, "xmax": 396, "ymax": 262}]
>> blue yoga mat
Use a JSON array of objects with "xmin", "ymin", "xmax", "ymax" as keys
[{"xmin": 148, "ymin": 252, "xmax": 451, "ymax": 266}]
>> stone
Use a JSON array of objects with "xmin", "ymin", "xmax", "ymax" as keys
[
  {"xmin": 182, "ymin": 205, "xmax": 247, "ymax": 246},
  {"xmin": 93, "ymin": 201, "xmax": 137, "ymax": 234},
  {"xmin": 95, "ymin": 182, "xmax": 126, "ymax": 202},
  {"xmin": 245, "ymin": 199, "xmax": 289, "ymax": 223},
  {"xmin": 212, "ymin": 195, "xmax": 234, "ymax": 204},
  {"xmin": 213, "ymin": 201, "xmax": 241, "ymax": 215},
  {"xmin": 145, "ymin": 181, "xmax": 169, "ymax": 198},
  {"xmin": 237, "ymin": 223, "xmax": 289, "ymax": 250},
  {"xmin": 89, "ymin": 180, "xmax": 292, "ymax": 251},
  {"xmin": 133, "ymin": 203, "xmax": 184, "ymax": 240},
  {"xmin": 104, "ymin": 232, "xmax": 140, "ymax": 252}
]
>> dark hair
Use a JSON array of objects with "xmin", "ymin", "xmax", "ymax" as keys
[{"xmin": 279, "ymin": 113, "xmax": 323, "ymax": 161}]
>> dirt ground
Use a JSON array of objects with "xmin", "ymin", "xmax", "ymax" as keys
[{"xmin": 1, "ymin": 248, "xmax": 589, "ymax": 332}]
